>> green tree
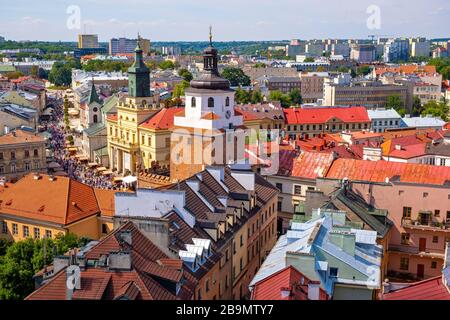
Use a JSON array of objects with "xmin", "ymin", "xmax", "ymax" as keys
[
  {"xmin": 253, "ymin": 62, "xmax": 267, "ymax": 68},
  {"xmin": 0, "ymin": 238, "xmax": 39, "ymax": 300},
  {"xmin": 428, "ymin": 57, "xmax": 450, "ymax": 80},
  {"xmin": 289, "ymin": 88, "xmax": 302, "ymax": 106},
  {"xmin": 178, "ymin": 68, "xmax": 193, "ymax": 82},
  {"xmin": 158, "ymin": 60, "xmax": 175, "ymax": 70},
  {"xmin": 412, "ymin": 96, "xmax": 423, "ymax": 116},
  {"xmin": 250, "ymin": 90, "xmax": 264, "ymax": 104},
  {"xmin": 386, "ymin": 95, "xmax": 406, "ymax": 116},
  {"xmin": 172, "ymin": 80, "xmax": 190, "ymax": 98},
  {"xmin": 0, "ymin": 233, "xmax": 89, "ymax": 300},
  {"xmin": 5, "ymin": 71, "xmax": 24, "ymax": 80},
  {"xmin": 269, "ymin": 90, "xmax": 291, "ymax": 108},
  {"xmin": 304, "ymin": 57, "xmax": 315, "ymax": 62},
  {"xmin": 48, "ymin": 62, "xmax": 72, "ymax": 87},
  {"xmin": 357, "ymin": 65, "xmax": 371, "ymax": 76},
  {"xmin": 221, "ymin": 67, "xmax": 251, "ymax": 87},
  {"xmin": 421, "ymin": 101, "xmax": 449, "ymax": 121},
  {"xmin": 145, "ymin": 60, "xmax": 157, "ymax": 71},
  {"xmin": 235, "ymin": 87, "xmax": 251, "ymax": 104}
]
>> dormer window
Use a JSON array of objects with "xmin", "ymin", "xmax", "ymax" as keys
[
  {"xmin": 225, "ymin": 96, "xmax": 230, "ymax": 107},
  {"xmin": 208, "ymin": 97, "xmax": 214, "ymax": 108},
  {"xmin": 191, "ymin": 97, "xmax": 196, "ymax": 107}
]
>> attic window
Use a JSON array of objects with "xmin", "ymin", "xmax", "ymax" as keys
[
  {"xmin": 38, "ymin": 205, "xmax": 45, "ymax": 212},
  {"xmin": 5, "ymin": 200, "xmax": 12, "ymax": 206}
]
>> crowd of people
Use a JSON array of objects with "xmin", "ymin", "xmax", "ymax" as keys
[{"xmin": 45, "ymin": 95, "xmax": 128, "ymax": 191}]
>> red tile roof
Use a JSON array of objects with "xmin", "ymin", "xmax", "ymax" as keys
[
  {"xmin": 234, "ymin": 102, "xmax": 284, "ymax": 121},
  {"xmin": 375, "ymin": 65, "xmax": 437, "ymax": 76},
  {"xmin": 26, "ymin": 221, "xmax": 196, "ymax": 300},
  {"xmin": 0, "ymin": 174, "xmax": 100, "ymax": 225},
  {"xmin": 251, "ymin": 266, "xmax": 328, "ymax": 300},
  {"xmin": 284, "ymin": 107, "xmax": 370, "ymax": 125},
  {"xmin": 278, "ymin": 150, "xmax": 334, "ymax": 179},
  {"xmin": 139, "ymin": 107, "xmax": 184, "ymax": 130},
  {"xmin": 386, "ymin": 143, "xmax": 426, "ymax": 159},
  {"xmin": 326, "ymin": 158, "xmax": 450, "ymax": 185},
  {"xmin": 0, "ymin": 130, "xmax": 45, "ymax": 145},
  {"xmin": 383, "ymin": 276, "xmax": 450, "ymax": 300}
]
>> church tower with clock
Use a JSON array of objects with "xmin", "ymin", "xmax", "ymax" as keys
[
  {"xmin": 107, "ymin": 35, "xmax": 160, "ymax": 175},
  {"xmin": 170, "ymin": 28, "xmax": 245, "ymax": 181}
]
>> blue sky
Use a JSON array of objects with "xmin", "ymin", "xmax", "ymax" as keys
[{"xmin": 1, "ymin": 0, "xmax": 449, "ymax": 41}]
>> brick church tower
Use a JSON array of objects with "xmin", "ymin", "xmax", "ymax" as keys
[{"xmin": 170, "ymin": 28, "xmax": 245, "ymax": 182}]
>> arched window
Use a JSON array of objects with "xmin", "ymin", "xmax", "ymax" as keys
[
  {"xmin": 191, "ymin": 97, "xmax": 196, "ymax": 107},
  {"xmin": 208, "ymin": 97, "xmax": 214, "ymax": 108},
  {"xmin": 93, "ymin": 114, "xmax": 98, "ymax": 123},
  {"xmin": 225, "ymin": 96, "xmax": 230, "ymax": 107}
]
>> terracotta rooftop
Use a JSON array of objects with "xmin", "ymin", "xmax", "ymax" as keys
[
  {"xmin": 383, "ymin": 276, "xmax": 450, "ymax": 300},
  {"xmin": 326, "ymin": 158, "xmax": 450, "ymax": 185},
  {"xmin": 278, "ymin": 150, "xmax": 335, "ymax": 179},
  {"xmin": 234, "ymin": 102, "xmax": 284, "ymax": 121},
  {"xmin": 252, "ymin": 265, "xmax": 327, "ymax": 300},
  {"xmin": 284, "ymin": 106, "xmax": 370, "ymax": 125},
  {"xmin": 26, "ymin": 221, "xmax": 196, "ymax": 300},
  {"xmin": 0, "ymin": 174, "xmax": 100, "ymax": 225},
  {"xmin": 375, "ymin": 65, "xmax": 437, "ymax": 76},
  {"xmin": 0, "ymin": 129, "xmax": 45, "ymax": 145},
  {"xmin": 139, "ymin": 107, "xmax": 184, "ymax": 130},
  {"xmin": 94, "ymin": 189, "xmax": 117, "ymax": 217}
]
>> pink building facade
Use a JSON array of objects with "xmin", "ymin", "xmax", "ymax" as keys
[{"xmin": 348, "ymin": 181, "xmax": 450, "ymax": 280}]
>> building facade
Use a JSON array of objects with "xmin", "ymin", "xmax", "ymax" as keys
[{"xmin": 0, "ymin": 129, "xmax": 46, "ymax": 181}]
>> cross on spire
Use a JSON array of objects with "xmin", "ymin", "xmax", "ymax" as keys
[{"xmin": 209, "ymin": 25, "xmax": 213, "ymax": 46}]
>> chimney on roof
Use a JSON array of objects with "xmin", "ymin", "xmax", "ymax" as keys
[
  {"xmin": 117, "ymin": 230, "xmax": 132, "ymax": 247},
  {"xmin": 107, "ymin": 252, "xmax": 132, "ymax": 271},
  {"xmin": 33, "ymin": 173, "xmax": 41, "ymax": 180},
  {"xmin": 65, "ymin": 265, "xmax": 81, "ymax": 300}
]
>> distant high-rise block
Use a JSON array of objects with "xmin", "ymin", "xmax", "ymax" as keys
[
  {"xmin": 109, "ymin": 37, "xmax": 151, "ymax": 55},
  {"xmin": 78, "ymin": 34, "xmax": 99, "ymax": 49}
]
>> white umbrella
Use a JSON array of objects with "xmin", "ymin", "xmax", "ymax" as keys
[{"xmin": 122, "ymin": 176, "xmax": 137, "ymax": 184}]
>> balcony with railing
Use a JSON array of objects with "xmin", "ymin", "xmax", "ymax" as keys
[
  {"xmin": 401, "ymin": 212, "xmax": 450, "ymax": 232},
  {"xmin": 388, "ymin": 243, "xmax": 446, "ymax": 259}
]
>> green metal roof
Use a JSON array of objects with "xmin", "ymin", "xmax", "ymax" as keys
[{"xmin": 0, "ymin": 65, "xmax": 16, "ymax": 73}]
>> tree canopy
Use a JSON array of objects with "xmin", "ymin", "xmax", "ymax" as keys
[
  {"xmin": 269, "ymin": 90, "xmax": 292, "ymax": 108},
  {"xmin": 82, "ymin": 60, "xmax": 130, "ymax": 73},
  {"xmin": 385, "ymin": 95, "xmax": 407, "ymax": 116},
  {"xmin": 0, "ymin": 233, "xmax": 89, "ymax": 300},
  {"xmin": 421, "ymin": 101, "xmax": 449, "ymax": 121},
  {"xmin": 158, "ymin": 60, "xmax": 176, "ymax": 70},
  {"xmin": 235, "ymin": 88, "xmax": 265, "ymax": 104},
  {"xmin": 172, "ymin": 80, "xmax": 190, "ymax": 98},
  {"xmin": 178, "ymin": 68, "xmax": 193, "ymax": 82},
  {"xmin": 221, "ymin": 67, "xmax": 251, "ymax": 87}
]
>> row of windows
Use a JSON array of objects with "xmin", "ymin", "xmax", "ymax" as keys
[
  {"xmin": 287, "ymin": 122, "xmax": 369, "ymax": 132},
  {"xmin": 374, "ymin": 120, "xmax": 399, "ymax": 126},
  {"xmin": 191, "ymin": 96, "xmax": 230, "ymax": 108},
  {"xmin": 1, "ymin": 222, "xmax": 52, "ymax": 239},
  {"xmin": 0, "ymin": 161, "xmax": 40, "ymax": 174},
  {"xmin": 0, "ymin": 149, "xmax": 39, "ymax": 160},
  {"xmin": 402, "ymin": 206, "xmax": 450, "ymax": 220},
  {"xmin": 275, "ymin": 182, "xmax": 315, "ymax": 195},
  {"xmin": 399, "ymin": 257, "xmax": 438, "ymax": 271}
]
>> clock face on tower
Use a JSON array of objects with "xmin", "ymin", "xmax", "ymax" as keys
[{"xmin": 225, "ymin": 110, "xmax": 231, "ymax": 119}]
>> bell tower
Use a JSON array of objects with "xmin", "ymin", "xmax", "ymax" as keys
[{"xmin": 170, "ymin": 28, "xmax": 245, "ymax": 182}]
